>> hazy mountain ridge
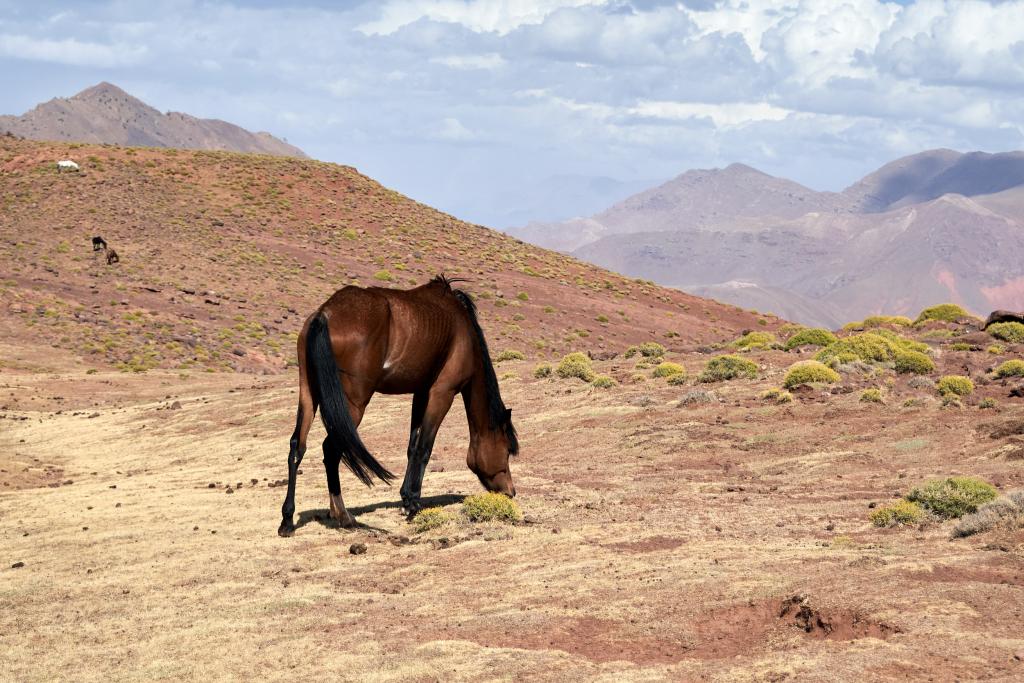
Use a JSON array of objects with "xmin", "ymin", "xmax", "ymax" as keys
[
  {"xmin": 0, "ymin": 82, "xmax": 306, "ymax": 158},
  {"xmin": 512, "ymin": 149, "xmax": 1024, "ymax": 326}
]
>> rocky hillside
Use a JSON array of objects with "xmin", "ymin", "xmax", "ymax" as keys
[
  {"xmin": 512, "ymin": 150, "xmax": 1024, "ymax": 326},
  {"xmin": 0, "ymin": 83, "xmax": 305, "ymax": 158},
  {"xmin": 0, "ymin": 137, "xmax": 777, "ymax": 374}
]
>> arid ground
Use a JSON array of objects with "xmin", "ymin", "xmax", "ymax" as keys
[{"xmin": 3, "ymin": 332, "xmax": 1024, "ymax": 682}]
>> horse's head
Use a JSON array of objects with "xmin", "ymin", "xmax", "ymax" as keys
[{"xmin": 467, "ymin": 408, "xmax": 518, "ymax": 497}]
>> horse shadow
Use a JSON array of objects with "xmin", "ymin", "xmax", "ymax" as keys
[{"xmin": 295, "ymin": 493, "xmax": 467, "ymax": 533}]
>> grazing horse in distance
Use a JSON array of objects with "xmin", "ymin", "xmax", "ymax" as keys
[
  {"xmin": 106, "ymin": 249, "xmax": 119, "ymax": 265},
  {"xmin": 278, "ymin": 275, "xmax": 519, "ymax": 537},
  {"xmin": 982, "ymin": 310, "xmax": 1024, "ymax": 330},
  {"xmin": 92, "ymin": 236, "xmax": 107, "ymax": 251}
]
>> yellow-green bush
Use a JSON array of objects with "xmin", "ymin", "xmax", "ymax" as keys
[
  {"xmin": 462, "ymin": 492, "xmax": 522, "ymax": 523},
  {"xmin": 666, "ymin": 373, "xmax": 688, "ymax": 386},
  {"xmin": 698, "ymin": 355, "xmax": 758, "ymax": 383},
  {"xmin": 494, "ymin": 349, "xmax": 526, "ymax": 362},
  {"xmin": 894, "ymin": 350, "xmax": 935, "ymax": 375},
  {"xmin": 784, "ymin": 328, "xmax": 837, "ymax": 350},
  {"xmin": 906, "ymin": 477, "xmax": 998, "ymax": 519},
  {"xmin": 937, "ymin": 375, "xmax": 974, "ymax": 397},
  {"xmin": 591, "ymin": 374, "xmax": 615, "ymax": 388},
  {"xmin": 860, "ymin": 388, "xmax": 884, "ymax": 403},
  {"xmin": 864, "ymin": 315, "xmax": 913, "ymax": 328},
  {"xmin": 870, "ymin": 500, "xmax": 925, "ymax": 527},
  {"xmin": 732, "ymin": 331, "xmax": 776, "ymax": 350},
  {"xmin": 988, "ymin": 344, "xmax": 1007, "ymax": 354},
  {"xmin": 914, "ymin": 303, "xmax": 972, "ymax": 325},
  {"xmin": 987, "ymin": 322, "xmax": 1024, "ymax": 344},
  {"xmin": 994, "ymin": 359, "xmax": 1024, "ymax": 378},
  {"xmin": 652, "ymin": 361, "xmax": 686, "ymax": 378},
  {"xmin": 761, "ymin": 388, "xmax": 793, "ymax": 404},
  {"xmin": 815, "ymin": 333, "xmax": 897, "ymax": 364},
  {"xmin": 556, "ymin": 352, "xmax": 595, "ymax": 382},
  {"xmin": 872, "ymin": 328, "xmax": 929, "ymax": 354},
  {"xmin": 633, "ymin": 342, "xmax": 666, "ymax": 358},
  {"xmin": 782, "ymin": 361, "xmax": 840, "ymax": 388},
  {"xmin": 411, "ymin": 507, "xmax": 454, "ymax": 533},
  {"xmin": 533, "ymin": 363, "xmax": 552, "ymax": 378}
]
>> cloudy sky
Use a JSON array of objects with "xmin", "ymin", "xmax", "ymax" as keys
[{"xmin": 1, "ymin": 0, "xmax": 1022, "ymax": 226}]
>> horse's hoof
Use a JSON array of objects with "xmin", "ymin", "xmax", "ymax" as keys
[
  {"xmin": 278, "ymin": 522, "xmax": 295, "ymax": 537},
  {"xmin": 339, "ymin": 516, "xmax": 357, "ymax": 529}
]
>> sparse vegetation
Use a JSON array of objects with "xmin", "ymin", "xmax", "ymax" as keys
[
  {"xmin": 556, "ymin": 352, "xmax": 595, "ymax": 382},
  {"xmin": 906, "ymin": 476, "xmax": 998, "ymax": 519},
  {"xmin": 761, "ymin": 388, "xmax": 793, "ymax": 404},
  {"xmin": 782, "ymin": 360, "xmax": 840, "ymax": 388},
  {"xmin": 784, "ymin": 327, "xmax": 836, "ymax": 350},
  {"xmin": 860, "ymin": 388, "xmax": 884, "ymax": 403},
  {"xmin": 494, "ymin": 349, "xmax": 526, "ymax": 362},
  {"xmin": 652, "ymin": 361, "xmax": 685, "ymax": 379},
  {"xmin": 936, "ymin": 375, "xmax": 974, "ymax": 397},
  {"xmin": 411, "ymin": 507, "xmax": 454, "ymax": 533},
  {"xmin": 731, "ymin": 331, "xmax": 775, "ymax": 350},
  {"xmin": 987, "ymin": 322, "xmax": 1024, "ymax": 344},
  {"xmin": 533, "ymin": 363, "xmax": 552, "ymax": 378},
  {"xmin": 952, "ymin": 491, "xmax": 1024, "ymax": 538},
  {"xmin": 591, "ymin": 374, "xmax": 615, "ymax": 388},
  {"xmin": 894, "ymin": 350, "xmax": 935, "ymax": 375},
  {"xmin": 914, "ymin": 303, "xmax": 972, "ymax": 325},
  {"xmin": 373, "ymin": 269, "xmax": 394, "ymax": 282},
  {"xmin": 698, "ymin": 355, "xmax": 758, "ymax": 383},
  {"xmin": 870, "ymin": 500, "xmax": 925, "ymax": 527},
  {"xmin": 625, "ymin": 341, "xmax": 666, "ymax": 359},
  {"xmin": 993, "ymin": 359, "xmax": 1024, "ymax": 378},
  {"xmin": 462, "ymin": 492, "xmax": 522, "ymax": 523}
]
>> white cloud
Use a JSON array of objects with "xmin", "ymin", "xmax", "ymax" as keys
[
  {"xmin": 631, "ymin": 100, "xmax": 793, "ymax": 127},
  {"xmin": 0, "ymin": 33, "xmax": 147, "ymax": 67},
  {"xmin": 357, "ymin": 0, "xmax": 604, "ymax": 35},
  {"xmin": 430, "ymin": 52, "xmax": 506, "ymax": 69}
]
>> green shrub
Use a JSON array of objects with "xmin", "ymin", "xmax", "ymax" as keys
[
  {"xmin": 782, "ymin": 361, "xmax": 840, "ymax": 388},
  {"xmin": 979, "ymin": 398, "xmax": 998, "ymax": 409},
  {"xmin": 494, "ymin": 349, "xmax": 526, "ymax": 362},
  {"xmin": 863, "ymin": 315, "xmax": 913, "ymax": 328},
  {"xmin": 937, "ymin": 375, "xmax": 974, "ymax": 397},
  {"xmin": 815, "ymin": 333, "xmax": 897, "ymax": 364},
  {"xmin": 591, "ymin": 374, "xmax": 615, "ymax": 388},
  {"xmin": 988, "ymin": 344, "xmax": 1007, "ymax": 354},
  {"xmin": 953, "ymin": 492, "xmax": 1024, "ymax": 537},
  {"xmin": 411, "ymin": 507, "xmax": 454, "ymax": 533},
  {"xmin": 636, "ymin": 342, "xmax": 665, "ymax": 358},
  {"xmin": 894, "ymin": 350, "xmax": 935, "ymax": 375},
  {"xmin": 516, "ymin": 291, "xmax": 529, "ymax": 301},
  {"xmin": 994, "ymin": 359, "xmax": 1024, "ymax": 378},
  {"xmin": 732, "ymin": 331, "xmax": 776, "ymax": 350},
  {"xmin": 906, "ymin": 477, "xmax": 998, "ymax": 519},
  {"xmin": 556, "ymin": 352, "xmax": 595, "ymax": 382},
  {"xmin": 624, "ymin": 345, "xmax": 639, "ymax": 359},
  {"xmin": 860, "ymin": 388, "xmax": 884, "ymax": 403},
  {"xmin": 666, "ymin": 373, "xmax": 688, "ymax": 386},
  {"xmin": 595, "ymin": 314, "xmax": 609, "ymax": 323},
  {"xmin": 784, "ymin": 328, "xmax": 837, "ymax": 350},
  {"xmin": 987, "ymin": 322, "xmax": 1024, "ymax": 343},
  {"xmin": 533, "ymin": 363, "xmax": 552, "ymax": 378},
  {"xmin": 870, "ymin": 500, "xmax": 925, "ymax": 527},
  {"xmin": 949, "ymin": 342, "xmax": 972, "ymax": 351},
  {"xmin": 652, "ymin": 361, "xmax": 686, "ymax": 378},
  {"xmin": 761, "ymin": 388, "xmax": 793, "ymax": 404},
  {"xmin": 698, "ymin": 355, "xmax": 758, "ymax": 383},
  {"xmin": 373, "ymin": 269, "xmax": 394, "ymax": 282},
  {"xmin": 914, "ymin": 303, "xmax": 972, "ymax": 325},
  {"xmin": 872, "ymin": 328, "xmax": 929, "ymax": 354},
  {"xmin": 462, "ymin": 492, "xmax": 522, "ymax": 523}
]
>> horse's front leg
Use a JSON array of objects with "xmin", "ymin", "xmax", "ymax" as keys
[
  {"xmin": 401, "ymin": 388, "xmax": 456, "ymax": 518},
  {"xmin": 401, "ymin": 391, "xmax": 427, "ymax": 516}
]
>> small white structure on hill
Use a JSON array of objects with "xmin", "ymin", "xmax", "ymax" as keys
[{"xmin": 57, "ymin": 160, "xmax": 80, "ymax": 172}]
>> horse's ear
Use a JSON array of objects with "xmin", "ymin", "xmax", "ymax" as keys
[{"xmin": 504, "ymin": 408, "xmax": 512, "ymax": 420}]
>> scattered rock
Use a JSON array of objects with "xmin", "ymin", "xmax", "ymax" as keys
[
  {"xmin": 349, "ymin": 542, "xmax": 367, "ymax": 555},
  {"xmin": 169, "ymin": 401, "xmax": 181, "ymax": 410},
  {"xmin": 11, "ymin": 561, "xmax": 24, "ymax": 569}
]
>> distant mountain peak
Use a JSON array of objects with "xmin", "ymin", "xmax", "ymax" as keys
[{"xmin": 0, "ymin": 82, "xmax": 306, "ymax": 158}]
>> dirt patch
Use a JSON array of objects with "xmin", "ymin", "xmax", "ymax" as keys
[
  {"xmin": 909, "ymin": 565, "xmax": 1024, "ymax": 587},
  {"xmin": 0, "ymin": 455, "xmax": 66, "ymax": 490},
  {"xmin": 690, "ymin": 595, "xmax": 897, "ymax": 659},
  {"xmin": 604, "ymin": 535, "xmax": 686, "ymax": 553}
]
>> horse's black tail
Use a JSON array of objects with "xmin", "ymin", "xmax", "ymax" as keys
[{"xmin": 306, "ymin": 313, "xmax": 394, "ymax": 486}]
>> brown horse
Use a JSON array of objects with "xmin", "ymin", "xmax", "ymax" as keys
[{"xmin": 278, "ymin": 275, "xmax": 519, "ymax": 537}]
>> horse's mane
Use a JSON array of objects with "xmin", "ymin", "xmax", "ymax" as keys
[{"xmin": 450, "ymin": 286, "xmax": 519, "ymax": 455}]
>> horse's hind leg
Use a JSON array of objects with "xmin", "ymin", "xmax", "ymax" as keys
[
  {"xmin": 325, "ymin": 394, "xmax": 369, "ymax": 529},
  {"xmin": 278, "ymin": 364, "xmax": 315, "ymax": 537}
]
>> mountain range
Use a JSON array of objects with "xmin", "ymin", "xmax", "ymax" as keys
[
  {"xmin": 509, "ymin": 151, "xmax": 1024, "ymax": 327},
  {"xmin": 0, "ymin": 82, "xmax": 306, "ymax": 158}
]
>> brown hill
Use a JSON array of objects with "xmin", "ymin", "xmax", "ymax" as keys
[
  {"xmin": 0, "ymin": 82, "xmax": 306, "ymax": 158},
  {"xmin": 514, "ymin": 150, "xmax": 1024, "ymax": 326},
  {"xmin": 0, "ymin": 137, "xmax": 776, "ymax": 375}
]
